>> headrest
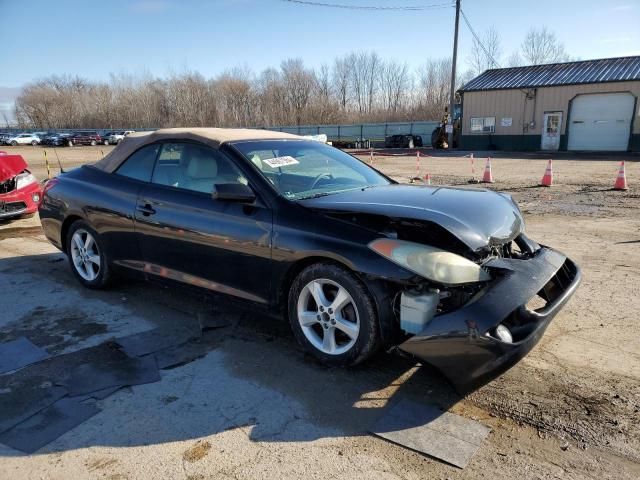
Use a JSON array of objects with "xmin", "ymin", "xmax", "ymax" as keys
[{"xmin": 186, "ymin": 150, "xmax": 218, "ymax": 178}]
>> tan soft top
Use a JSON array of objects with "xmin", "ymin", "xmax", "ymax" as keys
[{"xmin": 93, "ymin": 127, "xmax": 302, "ymax": 173}]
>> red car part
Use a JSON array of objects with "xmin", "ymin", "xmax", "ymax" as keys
[{"xmin": 0, "ymin": 154, "xmax": 43, "ymax": 220}]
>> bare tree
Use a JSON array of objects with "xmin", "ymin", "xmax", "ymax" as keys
[
  {"xmin": 332, "ymin": 56, "xmax": 350, "ymax": 111},
  {"xmin": 16, "ymin": 49, "xmax": 517, "ymax": 130},
  {"xmin": 415, "ymin": 58, "xmax": 451, "ymax": 120},
  {"xmin": 280, "ymin": 58, "xmax": 317, "ymax": 125},
  {"xmin": 505, "ymin": 51, "xmax": 523, "ymax": 67},
  {"xmin": 379, "ymin": 59, "xmax": 410, "ymax": 117},
  {"xmin": 521, "ymin": 27, "xmax": 569, "ymax": 65},
  {"xmin": 467, "ymin": 26, "xmax": 501, "ymax": 74}
]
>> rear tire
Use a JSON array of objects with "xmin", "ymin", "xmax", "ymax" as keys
[
  {"xmin": 288, "ymin": 263, "xmax": 380, "ymax": 366},
  {"xmin": 67, "ymin": 140, "xmax": 73, "ymax": 147},
  {"xmin": 11, "ymin": 141, "xmax": 17, "ymax": 146},
  {"xmin": 90, "ymin": 140, "xmax": 97, "ymax": 146},
  {"xmin": 31, "ymin": 140, "xmax": 38, "ymax": 146},
  {"xmin": 66, "ymin": 220, "xmax": 112, "ymax": 289}
]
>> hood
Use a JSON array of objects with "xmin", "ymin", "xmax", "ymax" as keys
[
  {"xmin": 299, "ymin": 184, "xmax": 524, "ymax": 252},
  {"xmin": 0, "ymin": 154, "xmax": 28, "ymax": 181}
]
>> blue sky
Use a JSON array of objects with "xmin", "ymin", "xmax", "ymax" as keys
[{"xmin": 0, "ymin": 0, "xmax": 639, "ymax": 118}]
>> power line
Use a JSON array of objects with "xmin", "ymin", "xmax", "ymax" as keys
[
  {"xmin": 460, "ymin": 8, "xmax": 500, "ymax": 68},
  {"xmin": 280, "ymin": 0, "xmax": 454, "ymax": 11}
]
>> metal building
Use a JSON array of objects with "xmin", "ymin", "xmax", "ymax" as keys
[{"xmin": 458, "ymin": 56, "xmax": 640, "ymax": 152}]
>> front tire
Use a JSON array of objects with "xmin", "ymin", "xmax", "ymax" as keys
[
  {"xmin": 11, "ymin": 141, "xmax": 17, "ymax": 146},
  {"xmin": 288, "ymin": 263, "xmax": 380, "ymax": 366},
  {"xmin": 67, "ymin": 140, "xmax": 73, "ymax": 147},
  {"xmin": 66, "ymin": 220, "xmax": 112, "ymax": 289},
  {"xmin": 31, "ymin": 140, "xmax": 38, "ymax": 146},
  {"xmin": 90, "ymin": 140, "xmax": 97, "ymax": 146}
]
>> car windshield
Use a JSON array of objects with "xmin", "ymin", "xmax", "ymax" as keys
[{"xmin": 232, "ymin": 140, "xmax": 391, "ymax": 200}]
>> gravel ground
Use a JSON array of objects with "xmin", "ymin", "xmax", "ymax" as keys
[{"xmin": 0, "ymin": 145, "xmax": 638, "ymax": 479}]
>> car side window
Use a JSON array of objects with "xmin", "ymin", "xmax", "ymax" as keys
[
  {"xmin": 115, "ymin": 144, "xmax": 160, "ymax": 182},
  {"xmin": 151, "ymin": 142, "xmax": 247, "ymax": 194}
]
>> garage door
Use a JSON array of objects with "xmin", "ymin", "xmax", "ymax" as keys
[{"xmin": 567, "ymin": 92, "xmax": 635, "ymax": 151}]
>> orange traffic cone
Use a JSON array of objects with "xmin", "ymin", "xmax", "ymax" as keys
[
  {"xmin": 482, "ymin": 157, "xmax": 494, "ymax": 183},
  {"xmin": 540, "ymin": 159, "xmax": 553, "ymax": 187},
  {"xmin": 613, "ymin": 161, "xmax": 628, "ymax": 191},
  {"xmin": 424, "ymin": 173, "xmax": 431, "ymax": 185}
]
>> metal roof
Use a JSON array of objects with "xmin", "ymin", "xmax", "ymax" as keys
[{"xmin": 460, "ymin": 56, "xmax": 640, "ymax": 92}]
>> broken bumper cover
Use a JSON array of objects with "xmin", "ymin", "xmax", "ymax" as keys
[
  {"xmin": 398, "ymin": 247, "xmax": 581, "ymax": 394},
  {"xmin": 0, "ymin": 183, "xmax": 42, "ymax": 219}
]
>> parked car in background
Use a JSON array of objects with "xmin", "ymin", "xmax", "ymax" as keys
[
  {"xmin": 0, "ymin": 152, "xmax": 42, "ymax": 220},
  {"xmin": 101, "ymin": 132, "xmax": 114, "ymax": 145},
  {"xmin": 384, "ymin": 134, "xmax": 423, "ymax": 149},
  {"xmin": 107, "ymin": 130, "xmax": 135, "ymax": 145},
  {"xmin": 67, "ymin": 131, "xmax": 102, "ymax": 146},
  {"xmin": 41, "ymin": 133, "xmax": 73, "ymax": 146},
  {"xmin": 7, "ymin": 133, "xmax": 42, "ymax": 146},
  {"xmin": 0, "ymin": 133, "xmax": 13, "ymax": 145}
]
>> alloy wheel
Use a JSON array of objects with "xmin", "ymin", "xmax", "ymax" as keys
[
  {"xmin": 70, "ymin": 229, "xmax": 101, "ymax": 281},
  {"xmin": 297, "ymin": 278, "xmax": 360, "ymax": 355}
]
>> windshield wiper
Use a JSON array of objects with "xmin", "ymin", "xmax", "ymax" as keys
[{"xmin": 296, "ymin": 191, "xmax": 335, "ymax": 200}]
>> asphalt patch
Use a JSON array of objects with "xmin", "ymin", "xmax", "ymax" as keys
[
  {"xmin": 0, "ymin": 382, "xmax": 67, "ymax": 434},
  {"xmin": 115, "ymin": 327, "xmax": 199, "ymax": 357},
  {"xmin": 0, "ymin": 397, "xmax": 100, "ymax": 453},
  {"xmin": 370, "ymin": 398, "xmax": 490, "ymax": 469},
  {"xmin": 153, "ymin": 341, "xmax": 211, "ymax": 370},
  {"xmin": 65, "ymin": 354, "xmax": 160, "ymax": 396},
  {"xmin": 0, "ymin": 337, "xmax": 50, "ymax": 374}
]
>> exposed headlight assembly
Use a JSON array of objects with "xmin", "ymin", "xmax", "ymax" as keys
[
  {"xmin": 369, "ymin": 238, "xmax": 490, "ymax": 285},
  {"xmin": 15, "ymin": 171, "xmax": 37, "ymax": 190}
]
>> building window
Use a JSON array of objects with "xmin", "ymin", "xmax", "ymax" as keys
[{"xmin": 470, "ymin": 117, "xmax": 496, "ymax": 134}]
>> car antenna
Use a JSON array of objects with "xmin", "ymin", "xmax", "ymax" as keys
[{"xmin": 53, "ymin": 149, "xmax": 65, "ymax": 173}]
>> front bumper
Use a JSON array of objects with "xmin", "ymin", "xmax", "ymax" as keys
[
  {"xmin": 0, "ymin": 183, "xmax": 42, "ymax": 219},
  {"xmin": 398, "ymin": 247, "xmax": 581, "ymax": 394}
]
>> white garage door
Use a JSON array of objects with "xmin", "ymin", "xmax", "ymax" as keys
[{"xmin": 567, "ymin": 92, "xmax": 635, "ymax": 151}]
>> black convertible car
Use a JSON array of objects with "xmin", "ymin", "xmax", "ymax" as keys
[{"xmin": 39, "ymin": 128, "xmax": 580, "ymax": 393}]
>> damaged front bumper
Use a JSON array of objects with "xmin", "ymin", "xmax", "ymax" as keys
[
  {"xmin": 0, "ymin": 182, "xmax": 42, "ymax": 219},
  {"xmin": 398, "ymin": 246, "xmax": 581, "ymax": 394}
]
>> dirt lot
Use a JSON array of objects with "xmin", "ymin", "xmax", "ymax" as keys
[{"xmin": 1, "ymin": 145, "xmax": 639, "ymax": 479}]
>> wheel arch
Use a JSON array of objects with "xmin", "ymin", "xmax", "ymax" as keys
[
  {"xmin": 278, "ymin": 256, "xmax": 351, "ymax": 315},
  {"xmin": 60, "ymin": 214, "xmax": 84, "ymax": 253},
  {"xmin": 277, "ymin": 255, "xmax": 399, "ymax": 347}
]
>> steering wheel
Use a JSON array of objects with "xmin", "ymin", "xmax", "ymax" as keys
[{"xmin": 309, "ymin": 172, "xmax": 334, "ymax": 190}]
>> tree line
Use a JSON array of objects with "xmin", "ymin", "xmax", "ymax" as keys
[{"xmin": 14, "ymin": 27, "xmax": 571, "ymax": 130}]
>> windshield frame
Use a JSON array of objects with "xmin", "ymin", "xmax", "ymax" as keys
[{"xmin": 228, "ymin": 139, "xmax": 395, "ymax": 201}]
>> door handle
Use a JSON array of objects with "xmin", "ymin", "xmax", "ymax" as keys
[{"xmin": 137, "ymin": 203, "xmax": 156, "ymax": 216}]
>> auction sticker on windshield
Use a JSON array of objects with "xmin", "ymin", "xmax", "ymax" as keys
[{"xmin": 263, "ymin": 156, "xmax": 300, "ymax": 168}]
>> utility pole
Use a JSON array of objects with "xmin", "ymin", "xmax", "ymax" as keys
[{"xmin": 448, "ymin": 0, "xmax": 461, "ymax": 148}]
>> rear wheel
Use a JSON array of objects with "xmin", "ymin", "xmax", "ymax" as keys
[
  {"xmin": 31, "ymin": 140, "xmax": 38, "ymax": 146},
  {"xmin": 90, "ymin": 140, "xmax": 97, "ymax": 146},
  {"xmin": 288, "ymin": 263, "xmax": 380, "ymax": 366},
  {"xmin": 11, "ymin": 141, "xmax": 17, "ymax": 146},
  {"xmin": 67, "ymin": 140, "xmax": 73, "ymax": 147},
  {"xmin": 66, "ymin": 220, "xmax": 112, "ymax": 289},
  {"xmin": 104, "ymin": 140, "xmax": 110, "ymax": 145}
]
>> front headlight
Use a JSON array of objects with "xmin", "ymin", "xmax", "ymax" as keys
[
  {"xmin": 369, "ymin": 238, "xmax": 490, "ymax": 285},
  {"xmin": 15, "ymin": 171, "xmax": 37, "ymax": 190}
]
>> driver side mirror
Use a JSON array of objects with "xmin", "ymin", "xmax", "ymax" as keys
[{"xmin": 212, "ymin": 183, "xmax": 256, "ymax": 203}]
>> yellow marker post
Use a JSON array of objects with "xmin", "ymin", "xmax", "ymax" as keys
[{"xmin": 43, "ymin": 149, "xmax": 51, "ymax": 179}]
